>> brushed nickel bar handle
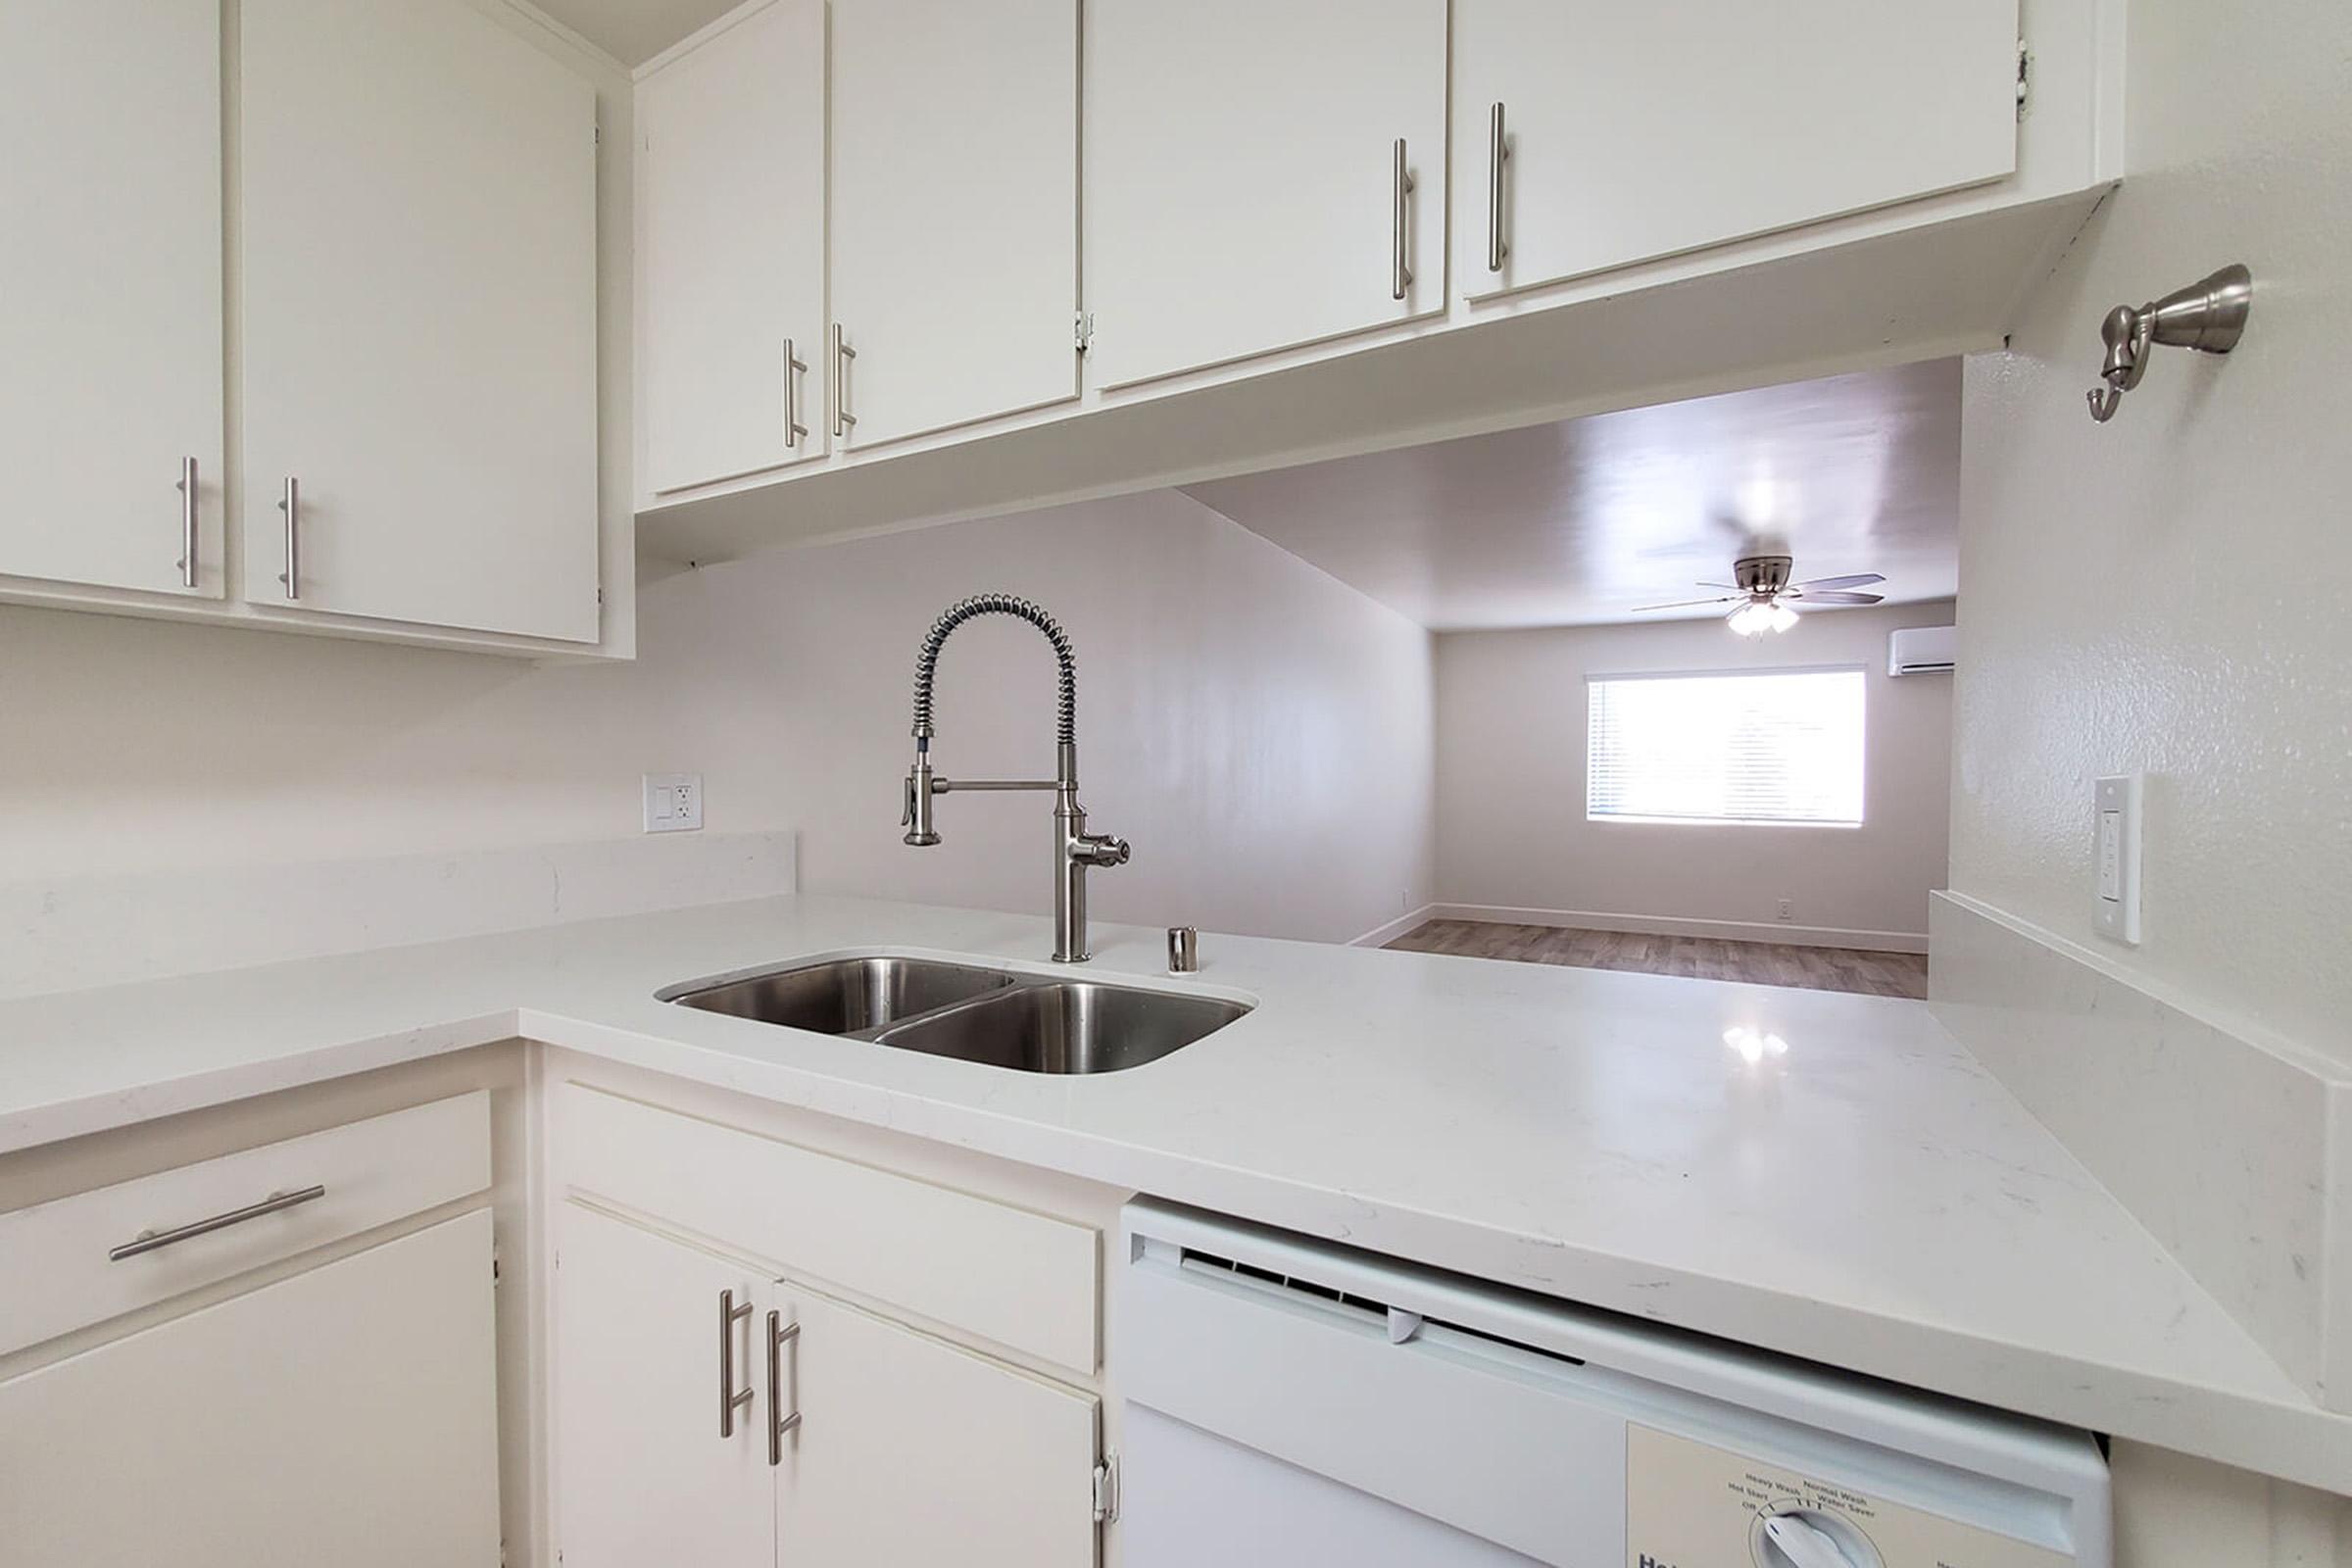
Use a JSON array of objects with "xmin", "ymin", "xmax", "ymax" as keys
[
  {"xmin": 783, "ymin": 337, "xmax": 808, "ymax": 449},
  {"xmin": 276, "ymin": 476, "xmax": 300, "ymax": 601},
  {"xmin": 767, "ymin": 1309, "xmax": 802, "ymax": 1464},
  {"xmin": 719, "ymin": 1288, "xmax": 755, "ymax": 1438},
  {"xmin": 1391, "ymin": 137, "xmax": 1415, "ymax": 301},
  {"xmin": 1487, "ymin": 102, "xmax": 1510, "ymax": 273},
  {"xmin": 830, "ymin": 322, "xmax": 857, "ymax": 437},
  {"xmin": 176, "ymin": 457, "xmax": 199, "ymax": 588},
  {"xmin": 109, "ymin": 1184, "xmax": 325, "ymax": 1262}
]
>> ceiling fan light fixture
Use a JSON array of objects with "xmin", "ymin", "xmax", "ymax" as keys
[{"xmin": 1726, "ymin": 600, "xmax": 1800, "ymax": 636}]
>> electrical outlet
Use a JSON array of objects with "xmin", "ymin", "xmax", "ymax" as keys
[
  {"xmin": 642, "ymin": 772, "xmax": 703, "ymax": 834},
  {"xmin": 1776, "ymin": 899, "xmax": 1793, "ymax": 921}
]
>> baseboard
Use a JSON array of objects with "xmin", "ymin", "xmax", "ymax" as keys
[
  {"xmin": 1421, "ymin": 903, "xmax": 1930, "ymax": 955},
  {"xmin": 1348, "ymin": 904, "xmax": 1442, "ymax": 949}
]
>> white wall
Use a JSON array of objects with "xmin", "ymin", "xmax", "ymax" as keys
[
  {"xmin": 0, "ymin": 489, "xmax": 1435, "ymax": 946},
  {"xmin": 1949, "ymin": 0, "xmax": 2349, "ymax": 1065},
  {"xmin": 1431, "ymin": 603, "xmax": 1954, "ymax": 945},
  {"xmin": 1937, "ymin": 0, "xmax": 2352, "ymax": 1538}
]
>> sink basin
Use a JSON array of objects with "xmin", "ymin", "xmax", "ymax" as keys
[
  {"xmin": 659, "ymin": 956, "xmax": 1016, "ymax": 1034},
  {"xmin": 871, "ymin": 981, "xmax": 1250, "ymax": 1074},
  {"xmin": 659, "ymin": 953, "xmax": 1250, "ymax": 1073}
]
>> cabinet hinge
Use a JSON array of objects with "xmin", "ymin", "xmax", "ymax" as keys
[
  {"xmin": 1073, "ymin": 312, "xmax": 1095, "ymax": 354},
  {"xmin": 2015, "ymin": 38, "xmax": 2032, "ymax": 117},
  {"xmin": 1091, "ymin": 1450, "xmax": 1120, "ymax": 1525}
]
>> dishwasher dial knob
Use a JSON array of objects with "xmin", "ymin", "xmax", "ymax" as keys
[{"xmin": 1756, "ymin": 1509, "xmax": 1879, "ymax": 1568}]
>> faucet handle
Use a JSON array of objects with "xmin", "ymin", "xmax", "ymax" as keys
[
  {"xmin": 1074, "ymin": 833, "xmax": 1129, "ymax": 867},
  {"xmin": 902, "ymin": 768, "xmax": 942, "ymax": 847}
]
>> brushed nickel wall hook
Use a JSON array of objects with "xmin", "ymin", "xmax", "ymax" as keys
[{"xmin": 2085, "ymin": 264, "xmax": 2252, "ymax": 422}]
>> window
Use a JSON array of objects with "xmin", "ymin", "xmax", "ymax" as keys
[{"xmin": 1587, "ymin": 668, "xmax": 1865, "ymax": 826}]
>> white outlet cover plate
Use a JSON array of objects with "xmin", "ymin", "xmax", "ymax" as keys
[
  {"xmin": 2093, "ymin": 772, "xmax": 2141, "ymax": 944},
  {"xmin": 643, "ymin": 772, "xmax": 704, "ymax": 834}
]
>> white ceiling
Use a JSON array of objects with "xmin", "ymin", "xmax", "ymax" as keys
[
  {"xmin": 531, "ymin": 0, "xmax": 742, "ymax": 66},
  {"xmin": 1183, "ymin": 359, "xmax": 1960, "ymax": 631}
]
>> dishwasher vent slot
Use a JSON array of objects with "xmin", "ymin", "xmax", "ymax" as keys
[
  {"xmin": 1176, "ymin": 1244, "xmax": 1585, "ymax": 1364},
  {"xmin": 1179, "ymin": 1246, "xmax": 1391, "ymax": 1320}
]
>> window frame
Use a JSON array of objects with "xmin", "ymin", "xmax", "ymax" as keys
[{"xmin": 1582, "ymin": 662, "xmax": 1869, "ymax": 830}]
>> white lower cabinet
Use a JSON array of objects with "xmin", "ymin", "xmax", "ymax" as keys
[
  {"xmin": 0, "ymin": 1208, "xmax": 501, "ymax": 1568},
  {"xmin": 773, "ymin": 1281, "xmax": 1101, "ymax": 1566},
  {"xmin": 554, "ymin": 1187, "xmax": 1105, "ymax": 1567},
  {"xmin": 554, "ymin": 1200, "xmax": 777, "ymax": 1568}
]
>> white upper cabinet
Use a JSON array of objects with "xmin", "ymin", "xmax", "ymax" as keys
[
  {"xmin": 1454, "ymin": 0, "xmax": 2023, "ymax": 300},
  {"xmin": 640, "ymin": 0, "xmax": 827, "ymax": 497},
  {"xmin": 0, "ymin": 0, "xmax": 223, "ymax": 599},
  {"xmin": 1085, "ymin": 0, "xmax": 1448, "ymax": 390},
  {"xmin": 827, "ymin": 0, "xmax": 1081, "ymax": 447},
  {"xmin": 240, "ymin": 0, "xmax": 602, "ymax": 643}
]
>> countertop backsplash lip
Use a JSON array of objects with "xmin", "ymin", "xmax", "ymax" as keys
[
  {"xmin": 1931, "ymin": 889, "xmax": 2345, "ymax": 1417},
  {"xmin": 0, "ymin": 830, "xmax": 798, "ymax": 1002},
  {"xmin": 2, "ymin": 887, "xmax": 2347, "ymax": 1493}
]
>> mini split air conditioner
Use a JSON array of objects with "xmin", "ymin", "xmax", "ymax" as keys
[{"xmin": 1888, "ymin": 624, "xmax": 1958, "ymax": 675}]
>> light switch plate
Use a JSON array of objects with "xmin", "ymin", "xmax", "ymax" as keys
[
  {"xmin": 2093, "ymin": 772, "xmax": 2141, "ymax": 944},
  {"xmin": 643, "ymin": 772, "xmax": 704, "ymax": 834}
]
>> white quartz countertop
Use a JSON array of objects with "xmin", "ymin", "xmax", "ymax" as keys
[{"xmin": 2, "ymin": 893, "xmax": 2343, "ymax": 1491}]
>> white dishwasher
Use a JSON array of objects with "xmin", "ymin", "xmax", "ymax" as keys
[{"xmin": 1117, "ymin": 1202, "xmax": 2109, "ymax": 1568}]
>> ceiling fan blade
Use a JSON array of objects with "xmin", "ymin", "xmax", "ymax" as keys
[
  {"xmin": 1694, "ymin": 581, "xmax": 1740, "ymax": 590},
  {"xmin": 1630, "ymin": 596, "xmax": 1741, "ymax": 612},
  {"xmin": 1787, "ymin": 590, "xmax": 1886, "ymax": 607},
  {"xmin": 1703, "ymin": 511, "xmax": 1757, "ymax": 545},
  {"xmin": 1788, "ymin": 572, "xmax": 1886, "ymax": 592}
]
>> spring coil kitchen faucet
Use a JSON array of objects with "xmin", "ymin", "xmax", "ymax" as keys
[{"xmin": 902, "ymin": 594, "xmax": 1129, "ymax": 961}]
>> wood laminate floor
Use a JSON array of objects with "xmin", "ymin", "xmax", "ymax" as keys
[{"xmin": 1383, "ymin": 919, "xmax": 1930, "ymax": 1000}]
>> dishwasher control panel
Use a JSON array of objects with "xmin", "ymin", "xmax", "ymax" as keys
[{"xmin": 1628, "ymin": 1424, "xmax": 2077, "ymax": 1568}]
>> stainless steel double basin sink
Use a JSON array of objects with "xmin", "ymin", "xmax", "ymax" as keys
[{"xmin": 658, "ymin": 954, "xmax": 1250, "ymax": 1075}]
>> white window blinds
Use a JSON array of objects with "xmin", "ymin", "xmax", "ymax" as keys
[{"xmin": 1586, "ymin": 668, "xmax": 1865, "ymax": 826}]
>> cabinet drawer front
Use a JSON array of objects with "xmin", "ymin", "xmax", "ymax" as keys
[
  {"xmin": 0, "ymin": 1092, "xmax": 491, "ymax": 1355},
  {"xmin": 557, "ymin": 1084, "xmax": 1098, "ymax": 1376}
]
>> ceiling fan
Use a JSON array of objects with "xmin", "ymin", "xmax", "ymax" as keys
[{"xmin": 1632, "ymin": 556, "xmax": 1886, "ymax": 636}]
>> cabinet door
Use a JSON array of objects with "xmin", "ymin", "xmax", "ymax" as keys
[
  {"xmin": 1455, "ymin": 0, "xmax": 2021, "ymax": 300},
  {"xmin": 639, "ymin": 0, "xmax": 827, "ymax": 496},
  {"xmin": 553, "ymin": 1201, "xmax": 775, "ymax": 1568},
  {"xmin": 0, "ymin": 1209, "xmax": 499, "ymax": 1567},
  {"xmin": 239, "ymin": 0, "xmax": 601, "ymax": 643},
  {"xmin": 1087, "ymin": 0, "xmax": 1447, "ymax": 390},
  {"xmin": 0, "ymin": 0, "xmax": 223, "ymax": 598},
  {"xmin": 828, "ymin": 0, "xmax": 1079, "ymax": 446},
  {"xmin": 773, "ymin": 1279, "xmax": 1100, "ymax": 1567}
]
